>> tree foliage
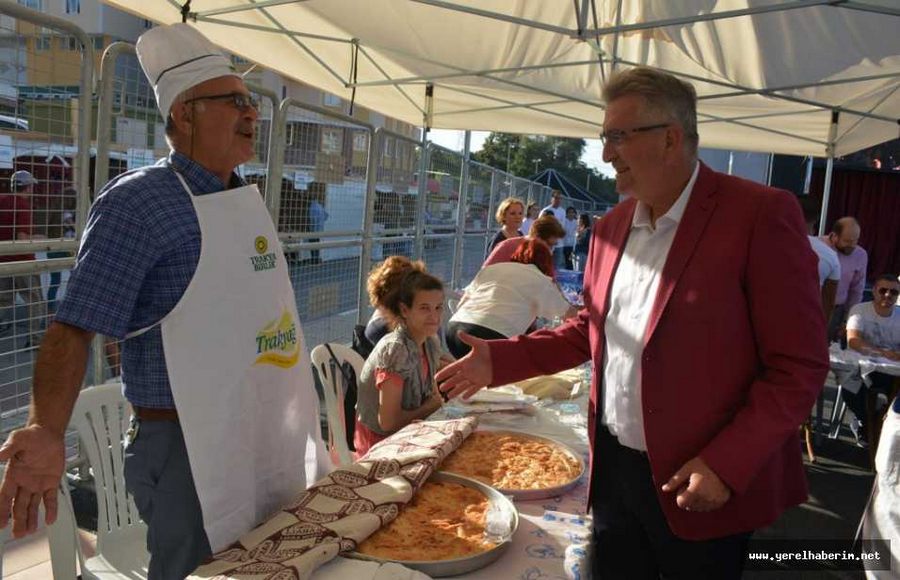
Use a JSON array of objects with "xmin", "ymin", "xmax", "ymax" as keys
[{"xmin": 473, "ymin": 132, "xmax": 616, "ymax": 202}]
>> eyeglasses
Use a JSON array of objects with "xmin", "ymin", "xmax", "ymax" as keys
[
  {"xmin": 876, "ymin": 287, "xmax": 900, "ymax": 298},
  {"xmin": 599, "ymin": 123, "xmax": 670, "ymax": 147},
  {"xmin": 184, "ymin": 92, "xmax": 259, "ymax": 112}
]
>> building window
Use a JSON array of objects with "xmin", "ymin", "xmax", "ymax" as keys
[
  {"xmin": 18, "ymin": 0, "xmax": 42, "ymax": 10},
  {"xmin": 65, "ymin": 0, "xmax": 80, "ymax": 14},
  {"xmin": 93, "ymin": 36, "xmax": 104, "ymax": 51},
  {"xmin": 353, "ymin": 131, "xmax": 368, "ymax": 152},
  {"xmin": 323, "ymin": 93, "xmax": 341, "ymax": 108},
  {"xmin": 321, "ymin": 128, "xmax": 343, "ymax": 154},
  {"xmin": 383, "ymin": 136, "xmax": 394, "ymax": 158},
  {"xmin": 143, "ymin": 19, "xmax": 153, "ymax": 29},
  {"xmin": 35, "ymin": 35, "xmax": 50, "ymax": 51}
]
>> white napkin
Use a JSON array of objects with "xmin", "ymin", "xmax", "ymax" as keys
[
  {"xmin": 467, "ymin": 385, "xmax": 538, "ymax": 404},
  {"xmin": 313, "ymin": 558, "xmax": 432, "ymax": 580}
]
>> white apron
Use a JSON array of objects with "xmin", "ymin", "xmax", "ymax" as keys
[{"xmin": 129, "ymin": 173, "xmax": 330, "ymax": 552}]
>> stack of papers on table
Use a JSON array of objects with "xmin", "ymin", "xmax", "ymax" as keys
[{"xmin": 446, "ymin": 386, "xmax": 538, "ymax": 416}]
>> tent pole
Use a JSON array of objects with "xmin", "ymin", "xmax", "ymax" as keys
[
  {"xmin": 817, "ymin": 111, "xmax": 839, "ymax": 236},
  {"xmin": 451, "ymin": 130, "xmax": 472, "ymax": 291}
]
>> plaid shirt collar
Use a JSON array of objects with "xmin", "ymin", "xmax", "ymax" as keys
[{"xmin": 167, "ymin": 151, "xmax": 245, "ymax": 194}]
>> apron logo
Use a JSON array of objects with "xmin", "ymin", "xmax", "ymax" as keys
[
  {"xmin": 250, "ymin": 235, "xmax": 277, "ymax": 272},
  {"xmin": 255, "ymin": 309, "xmax": 300, "ymax": 368}
]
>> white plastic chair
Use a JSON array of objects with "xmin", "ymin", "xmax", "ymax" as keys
[
  {"xmin": 48, "ymin": 382, "xmax": 149, "ymax": 579},
  {"xmin": 310, "ymin": 343, "xmax": 365, "ymax": 466},
  {"xmin": 0, "ymin": 464, "xmax": 8, "ymax": 578}
]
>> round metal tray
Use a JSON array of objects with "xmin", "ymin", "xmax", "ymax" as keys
[
  {"xmin": 440, "ymin": 428, "xmax": 586, "ymax": 501},
  {"xmin": 347, "ymin": 471, "xmax": 519, "ymax": 577}
]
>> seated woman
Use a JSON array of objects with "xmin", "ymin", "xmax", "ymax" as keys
[
  {"xmin": 485, "ymin": 197, "xmax": 525, "ymax": 257},
  {"xmin": 446, "ymin": 238, "xmax": 577, "ymax": 358},
  {"xmin": 483, "ymin": 215, "xmax": 565, "ymax": 274},
  {"xmin": 355, "ymin": 257, "xmax": 449, "ymax": 456}
]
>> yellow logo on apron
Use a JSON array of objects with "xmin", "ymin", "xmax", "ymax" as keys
[
  {"xmin": 254, "ymin": 309, "xmax": 300, "ymax": 368},
  {"xmin": 250, "ymin": 235, "xmax": 277, "ymax": 272}
]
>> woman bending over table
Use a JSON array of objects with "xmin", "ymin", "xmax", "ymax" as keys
[
  {"xmin": 447, "ymin": 238, "xmax": 577, "ymax": 358},
  {"xmin": 483, "ymin": 215, "xmax": 565, "ymax": 275},
  {"xmin": 355, "ymin": 257, "xmax": 451, "ymax": 455}
]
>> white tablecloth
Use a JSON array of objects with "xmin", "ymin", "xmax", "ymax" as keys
[
  {"xmin": 314, "ymin": 388, "xmax": 593, "ymax": 580},
  {"xmin": 829, "ymin": 344, "xmax": 900, "ymax": 395}
]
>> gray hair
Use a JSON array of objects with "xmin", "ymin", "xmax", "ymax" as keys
[{"xmin": 603, "ymin": 66, "xmax": 699, "ymax": 154}]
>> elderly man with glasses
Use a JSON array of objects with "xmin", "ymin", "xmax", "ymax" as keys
[
  {"xmin": 842, "ymin": 273, "xmax": 900, "ymax": 447},
  {"xmin": 0, "ymin": 24, "xmax": 328, "ymax": 579},
  {"xmin": 438, "ymin": 66, "xmax": 827, "ymax": 578}
]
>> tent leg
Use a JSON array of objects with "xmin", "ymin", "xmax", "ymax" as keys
[{"xmin": 817, "ymin": 111, "xmax": 839, "ymax": 236}]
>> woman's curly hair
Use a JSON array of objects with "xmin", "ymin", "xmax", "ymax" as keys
[{"xmin": 367, "ymin": 256, "xmax": 443, "ymax": 326}]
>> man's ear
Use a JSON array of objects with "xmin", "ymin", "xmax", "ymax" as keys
[
  {"xmin": 665, "ymin": 125, "xmax": 683, "ymax": 153},
  {"xmin": 169, "ymin": 101, "xmax": 193, "ymax": 133}
]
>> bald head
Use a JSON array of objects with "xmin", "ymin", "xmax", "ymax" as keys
[{"xmin": 829, "ymin": 217, "xmax": 861, "ymax": 255}]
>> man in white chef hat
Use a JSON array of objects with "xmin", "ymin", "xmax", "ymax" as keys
[{"xmin": 0, "ymin": 23, "xmax": 329, "ymax": 579}]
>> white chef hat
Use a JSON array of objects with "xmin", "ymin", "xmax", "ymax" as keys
[{"xmin": 136, "ymin": 23, "xmax": 239, "ymax": 118}]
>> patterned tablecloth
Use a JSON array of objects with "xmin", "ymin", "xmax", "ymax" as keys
[{"xmin": 189, "ymin": 418, "xmax": 477, "ymax": 580}]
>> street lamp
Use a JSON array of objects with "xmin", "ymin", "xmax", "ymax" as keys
[{"xmin": 532, "ymin": 158, "xmax": 539, "ymax": 174}]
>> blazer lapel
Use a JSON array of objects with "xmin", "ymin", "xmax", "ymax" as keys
[
  {"xmin": 593, "ymin": 198, "xmax": 635, "ymax": 322},
  {"xmin": 643, "ymin": 164, "xmax": 718, "ymax": 347}
]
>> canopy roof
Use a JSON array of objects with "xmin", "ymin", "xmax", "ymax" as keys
[
  {"xmin": 531, "ymin": 168, "xmax": 609, "ymax": 205},
  {"xmin": 105, "ymin": 1, "xmax": 900, "ymax": 157}
]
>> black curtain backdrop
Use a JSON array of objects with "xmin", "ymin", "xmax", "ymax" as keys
[{"xmin": 810, "ymin": 168, "xmax": 900, "ymax": 283}]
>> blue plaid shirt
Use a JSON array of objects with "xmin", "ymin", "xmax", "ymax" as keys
[{"xmin": 56, "ymin": 152, "xmax": 244, "ymax": 408}]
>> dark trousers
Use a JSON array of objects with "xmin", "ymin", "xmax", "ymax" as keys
[
  {"xmin": 124, "ymin": 418, "xmax": 212, "ymax": 580},
  {"xmin": 445, "ymin": 321, "xmax": 506, "ymax": 358},
  {"xmin": 592, "ymin": 426, "xmax": 750, "ymax": 579},
  {"xmin": 843, "ymin": 372, "xmax": 894, "ymax": 432},
  {"xmin": 563, "ymin": 245, "xmax": 574, "ymax": 270}
]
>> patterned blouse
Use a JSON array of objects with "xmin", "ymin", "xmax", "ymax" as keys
[{"xmin": 357, "ymin": 326, "xmax": 443, "ymax": 435}]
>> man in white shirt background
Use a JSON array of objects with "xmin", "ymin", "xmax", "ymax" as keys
[
  {"xmin": 797, "ymin": 195, "xmax": 841, "ymax": 321},
  {"xmin": 541, "ymin": 190, "xmax": 567, "ymax": 269},
  {"xmin": 843, "ymin": 273, "xmax": 900, "ymax": 447}
]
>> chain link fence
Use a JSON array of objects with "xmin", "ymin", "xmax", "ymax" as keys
[{"xmin": 0, "ymin": 5, "xmax": 609, "ymax": 444}]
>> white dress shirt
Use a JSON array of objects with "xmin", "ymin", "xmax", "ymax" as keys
[{"xmin": 602, "ymin": 163, "xmax": 699, "ymax": 451}]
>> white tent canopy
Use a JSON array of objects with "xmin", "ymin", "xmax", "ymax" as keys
[{"xmin": 105, "ymin": 0, "xmax": 900, "ymax": 157}]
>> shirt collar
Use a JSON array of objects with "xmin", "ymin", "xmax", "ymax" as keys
[
  {"xmin": 632, "ymin": 162, "xmax": 699, "ymax": 230},
  {"xmin": 167, "ymin": 151, "xmax": 245, "ymax": 194}
]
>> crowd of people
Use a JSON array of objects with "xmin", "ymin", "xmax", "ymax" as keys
[{"xmin": 0, "ymin": 21, "xmax": 895, "ymax": 580}]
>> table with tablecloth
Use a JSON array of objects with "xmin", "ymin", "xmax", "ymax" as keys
[
  {"xmin": 315, "ymin": 369, "xmax": 594, "ymax": 580},
  {"xmin": 190, "ymin": 370, "xmax": 593, "ymax": 580}
]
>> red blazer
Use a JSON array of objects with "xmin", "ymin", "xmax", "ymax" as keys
[{"xmin": 490, "ymin": 163, "xmax": 828, "ymax": 540}]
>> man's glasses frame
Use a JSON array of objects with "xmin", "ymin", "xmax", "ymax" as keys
[
  {"xmin": 876, "ymin": 287, "xmax": 900, "ymax": 298},
  {"xmin": 184, "ymin": 92, "xmax": 259, "ymax": 112},
  {"xmin": 599, "ymin": 123, "xmax": 670, "ymax": 147}
]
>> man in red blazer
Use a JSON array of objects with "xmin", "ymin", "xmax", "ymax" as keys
[{"xmin": 436, "ymin": 67, "xmax": 828, "ymax": 578}]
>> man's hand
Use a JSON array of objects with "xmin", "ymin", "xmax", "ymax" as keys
[
  {"xmin": 0, "ymin": 425, "xmax": 66, "ymax": 537},
  {"xmin": 661, "ymin": 456, "xmax": 731, "ymax": 512},
  {"xmin": 434, "ymin": 331, "xmax": 493, "ymax": 400}
]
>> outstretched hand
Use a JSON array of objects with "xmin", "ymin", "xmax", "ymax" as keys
[
  {"xmin": 0, "ymin": 425, "xmax": 66, "ymax": 537},
  {"xmin": 434, "ymin": 331, "xmax": 493, "ymax": 400},
  {"xmin": 661, "ymin": 456, "xmax": 731, "ymax": 512}
]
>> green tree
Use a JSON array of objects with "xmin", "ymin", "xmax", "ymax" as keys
[{"xmin": 473, "ymin": 132, "xmax": 616, "ymax": 203}]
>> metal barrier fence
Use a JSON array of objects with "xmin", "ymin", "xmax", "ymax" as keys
[{"xmin": 0, "ymin": 3, "xmax": 609, "ymax": 444}]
